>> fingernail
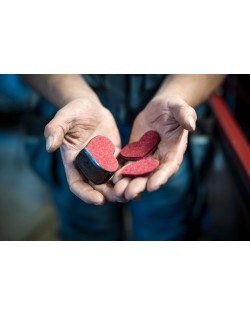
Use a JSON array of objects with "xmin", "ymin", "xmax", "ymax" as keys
[
  {"xmin": 94, "ymin": 198, "xmax": 105, "ymax": 206},
  {"xmin": 188, "ymin": 116, "xmax": 196, "ymax": 131},
  {"xmin": 46, "ymin": 136, "xmax": 54, "ymax": 152},
  {"xmin": 152, "ymin": 185, "xmax": 160, "ymax": 192}
]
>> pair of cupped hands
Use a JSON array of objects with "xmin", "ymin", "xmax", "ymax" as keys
[{"xmin": 45, "ymin": 95, "xmax": 197, "ymax": 205}]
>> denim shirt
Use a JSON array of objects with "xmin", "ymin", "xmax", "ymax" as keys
[{"xmin": 83, "ymin": 74, "xmax": 166, "ymax": 124}]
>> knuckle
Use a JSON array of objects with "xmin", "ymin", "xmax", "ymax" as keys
[
  {"xmin": 192, "ymin": 108, "xmax": 198, "ymax": 120},
  {"xmin": 189, "ymin": 107, "xmax": 197, "ymax": 120},
  {"xmin": 44, "ymin": 123, "xmax": 52, "ymax": 136},
  {"xmin": 124, "ymin": 190, "xmax": 132, "ymax": 201}
]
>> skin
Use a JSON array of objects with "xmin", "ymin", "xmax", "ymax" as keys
[
  {"xmin": 112, "ymin": 75, "xmax": 227, "ymax": 201},
  {"xmin": 22, "ymin": 75, "xmax": 124, "ymax": 204},
  {"xmin": 22, "ymin": 74, "xmax": 226, "ymax": 204},
  {"xmin": 112, "ymin": 96, "xmax": 194, "ymax": 200},
  {"xmin": 45, "ymin": 99, "xmax": 125, "ymax": 204}
]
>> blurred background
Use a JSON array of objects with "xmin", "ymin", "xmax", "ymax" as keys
[{"xmin": 0, "ymin": 74, "xmax": 249, "ymax": 241}]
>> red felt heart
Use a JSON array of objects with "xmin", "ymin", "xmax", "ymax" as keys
[
  {"xmin": 86, "ymin": 135, "xmax": 118, "ymax": 172},
  {"xmin": 121, "ymin": 157, "xmax": 159, "ymax": 177},
  {"xmin": 120, "ymin": 130, "xmax": 160, "ymax": 160}
]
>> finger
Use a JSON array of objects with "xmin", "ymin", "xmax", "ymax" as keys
[
  {"xmin": 112, "ymin": 171, "xmax": 123, "ymax": 184},
  {"xmin": 113, "ymin": 177, "xmax": 132, "ymax": 200},
  {"xmin": 112, "ymin": 160, "xmax": 134, "ymax": 184},
  {"xmin": 147, "ymin": 129, "xmax": 188, "ymax": 192},
  {"xmin": 44, "ymin": 110, "xmax": 71, "ymax": 152},
  {"xmin": 92, "ymin": 182, "xmax": 128, "ymax": 203},
  {"xmin": 114, "ymin": 146, "xmax": 121, "ymax": 159},
  {"xmin": 70, "ymin": 180, "xmax": 105, "ymax": 205},
  {"xmin": 147, "ymin": 152, "xmax": 184, "ymax": 192},
  {"xmin": 170, "ymin": 98, "xmax": 197, "ymax": 131},
  {"xmin": 124, "ymin": 177, "xmax": 148, "ymax": 200},
  {"xmin": 133, "ymin": 193, "xmax": 142, "ymax": 201}
]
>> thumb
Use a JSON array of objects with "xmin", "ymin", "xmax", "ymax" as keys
[
  {"xmin": 170, "ymin": 98, "xmax": 197, "ymax": 132},
  {"xmin": 44, "ymin": 111, "xmax": 70, "ymax": 152}
]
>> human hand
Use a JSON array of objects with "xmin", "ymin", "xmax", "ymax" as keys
[
  {"xmin": 112, "ymin": 96, "xmax": 197, "ymax": 200},
  {"xmin": 44, "ymin": 98, "xmax": 124, "ymax": 205}
]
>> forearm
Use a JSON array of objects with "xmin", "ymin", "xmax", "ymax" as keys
[
  {"xmin": 21, "ymin": 74, "xmax": 101, "ymax": 108},
  {"xmin": 154, "ymin": 74, "xmax": 227, "ymax": 107}
]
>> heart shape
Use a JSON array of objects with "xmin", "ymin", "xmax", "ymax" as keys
[
  {"xmin": 76, "ymin": 135, "xmax": 118, "ymax": 185},
  {"xmin": 121, "ymin": 157, "xmax": 159, "ymax": 177},
  {"xmin": 120, "ymin": 130, "xmax": 160, "ymax": 160}
]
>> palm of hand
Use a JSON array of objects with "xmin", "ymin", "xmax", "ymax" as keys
[
  {"xmin": 54, "ymin": 101, "xmax": 122, "ymax": 204},
  {"xmin": 131, "ymin": 99, "xmax": 188, "ymax": 168},
  {"xmin": 112, "ymin": 97, "xmax": 193, "ymax": 201},
  {"xmin": 61, "ymin": 105, "xmax": 120, "ymax": 154}
]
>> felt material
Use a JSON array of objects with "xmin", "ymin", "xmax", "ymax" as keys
[
  {"xmin": 75, "ymin": 135, "xmax": 118, "ymax": 185},
  {"xmin": 121, "ymin": 157, "xmax": 159, "ymax": 177},
  {"xmin": 86, "ymin": 136, "xmax": 118, "ymax": 172},
  {"xmin": 120, "ymin": 130, "xmax": 160, "ymax": 160}
]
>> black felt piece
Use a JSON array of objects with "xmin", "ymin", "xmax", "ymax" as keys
[{"xmin": 75, "ymin": 148, "xmax": 115, "ymax": 185}]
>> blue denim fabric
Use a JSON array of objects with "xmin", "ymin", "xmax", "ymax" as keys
[
  {"xmin": 0, "ymin": 75, "xmax": 27, "ymax": 100},
  {"xmin": 131, "ymin": 155, "xmax": 191, "ymax": 240},
  {"xmin": 25, "ymin": 75, "xmax": 194, "ymax": 240}
]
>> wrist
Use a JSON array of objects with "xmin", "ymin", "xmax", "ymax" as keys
[
  {"xmin": 152, "ymin": 75, "xmax": 201, "ymax": 108},
  {"xmin": 46, "ymin": 74, "xmax": 101, "ymax": 109},
  {"xmin": 154, "ymin": 89, "xmax": 197, "ymax": 107},
  {"xmin": 60, "ymin": 94, "xmax": 103, "ymax": 109},
  {"xmin": 150, "ymin": 94, "xmax": 190, "ymax": 108}
]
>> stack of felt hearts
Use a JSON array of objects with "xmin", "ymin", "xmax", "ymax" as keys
[
  {"xmin": 75, "ymin": 130, "xmax": 160, "ymax": 185},
  {"xmin": 120, "ymin": 130, "xmax": 160, "ymax": 177}
]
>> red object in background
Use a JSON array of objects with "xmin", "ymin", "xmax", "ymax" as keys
[
  {"xmin": 210, "ymin": 94, "xmax": 250, "ymax": 186},
  {"xmin": 121, "ymin": 130, "xmax": 160, "ymax": 160}
]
